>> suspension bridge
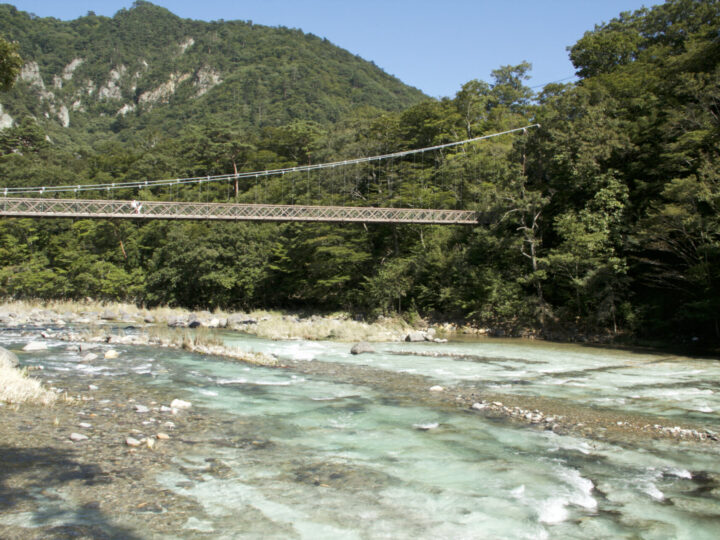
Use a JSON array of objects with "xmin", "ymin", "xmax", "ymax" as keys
[{"xmin": 0, "ymin": 125, "xmax": 538, "ymax": 225}]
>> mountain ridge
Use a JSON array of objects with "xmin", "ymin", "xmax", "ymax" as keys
[{"xmin": 0, "ymin": 1, "xmax": 426, "ymax": 143}]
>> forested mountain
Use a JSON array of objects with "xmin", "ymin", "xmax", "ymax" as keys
[
  {"xmin": 0, "ymin": 1, "xmax": 425, "ymax": 145},
  {"xmin": 0, "ymin": 0, "xmax": 718, "ymax": 347}
]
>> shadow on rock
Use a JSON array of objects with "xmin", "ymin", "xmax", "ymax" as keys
[{"xmin": 0, "ymin": 443, "xmax": 142, "ymax": 539}]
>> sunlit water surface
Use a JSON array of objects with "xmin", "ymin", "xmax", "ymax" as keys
[{"xmin": 2, "ymin": 327, "xmax": 720, "ymax": 539}]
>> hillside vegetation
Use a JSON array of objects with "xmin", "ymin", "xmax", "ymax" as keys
[
  {"xmin": 0, "ymin": 1, "xmax": 424, "ymax": 143},
  {"xmin": 0, "ymin": 0, "xmax": 718, "ymax": 346}
]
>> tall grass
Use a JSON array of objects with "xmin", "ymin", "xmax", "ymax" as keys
[{"xmin": 0, "ymin": 365, "xmax": 57, "ymax": 405}]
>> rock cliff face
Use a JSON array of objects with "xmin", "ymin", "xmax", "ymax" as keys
[
  {"xmin": 9, "ymin": 42, "xmax": 223, "ymax": 128},
  {"xmin": 0, "ymin": 2, "xmax": 425, "ymax": 141}
]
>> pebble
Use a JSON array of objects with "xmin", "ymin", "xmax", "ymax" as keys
[
  {"xmin": 170, "ymin": 399, "xmax": 192, "ymax": 409},
  {"xmin": 125, "ymin": 437, "xmax": 142, "ymax": 447},
  {"xmin": 135, "ymin": 405, "xmax": 150, "ymax": 413},
  {"xmin": 69, "ymin": 433, "xmax": 88, "ymax": 442},
  {"xmin": 429, "ymin": 386, "xmax": 444, "ymax": 392},
  {"xmin": 156, "ymin": 432, "xmax": 170, "ymax": 440},
  {"xmin": 78, "ymin": 422, "xmax": 92, "ymax": 428}
]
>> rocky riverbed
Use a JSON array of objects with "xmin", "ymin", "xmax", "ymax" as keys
[
  {"xmin": 3, "ymin": 304, "xmax": 720, "ymax": 537},
  {"xmin": 0, "ymin": 371, "xmax": 245, "ymax": 539}
]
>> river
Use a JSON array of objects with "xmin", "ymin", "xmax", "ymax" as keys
[{"xmin": 2, "ymin": 325, "xmax": 720, "ymax": 539}]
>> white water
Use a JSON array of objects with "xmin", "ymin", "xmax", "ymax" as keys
[{"xmin": 2, "ymin": 326, "xmax": 720, "ymax": 538}]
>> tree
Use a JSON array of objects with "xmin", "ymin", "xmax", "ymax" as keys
[{"xmin": 0, "ymin": 36, "xmax": 21, "ymax": 92}]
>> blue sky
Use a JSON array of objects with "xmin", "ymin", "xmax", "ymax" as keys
[{"xmin": 9, "ymin": 1, "xmax": 662, "ymax": 98}]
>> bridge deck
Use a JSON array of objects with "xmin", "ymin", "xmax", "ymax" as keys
[{"xmin": 0, "ymin": 198, "xmax": 481, "ymax": 225}]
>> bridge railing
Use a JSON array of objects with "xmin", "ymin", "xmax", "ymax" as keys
[{"xmin": 0, "ymin": 197, "xmax": 483, "ymax": 225}]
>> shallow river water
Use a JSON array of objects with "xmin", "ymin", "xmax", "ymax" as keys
[{"xmin": 3, "ymin": 327, "xmax": 720, "ymax": 539}]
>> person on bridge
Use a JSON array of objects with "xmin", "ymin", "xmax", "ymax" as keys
[{"xmin": 130, "ymin": 200, "xmax": 142, "ymax": 214}]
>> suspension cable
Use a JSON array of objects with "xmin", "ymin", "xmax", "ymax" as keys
[{"xmin": 0, "ymin": 124, "xmax": 540, "ymax": 196}]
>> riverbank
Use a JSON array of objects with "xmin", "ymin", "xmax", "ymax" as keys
[
  {"xmin": 0, "ymin": 299, "xmax": 420, "ymax": 342},
  {"xmin": 0, "ymin": 367, "xmax": 237, "ymax": 538}
]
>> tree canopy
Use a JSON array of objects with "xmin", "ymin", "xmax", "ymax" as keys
[{"xmin": 1, "ymin": 0, "xmax": 719, "ymax": 346}]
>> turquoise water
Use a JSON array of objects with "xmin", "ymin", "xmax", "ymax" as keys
[
  {"xmin": 3, "ymin": 327, "xmax": 720, "ymax": 538},
  {"xmin": 227, "ymin": 334, "xmax": 720, "ymax": 427}
]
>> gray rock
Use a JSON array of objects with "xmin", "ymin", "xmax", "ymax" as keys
[
  {"xmin": 350, "ymin": 342, "xmax": 375, "ymax": 355},
  {"xmin": 0, "ymin": 346, "xmax": 19, "ymax": 369},
  {"xmin": 188, "ymin": 320, "xmax": 201, "ymax": 328},
  {"xmin": 170, "ymin": 398, "xmax": 192, "ymax": 409},
  {"xmin": 69, "ymin": 433, "xmax": 88, "ymax": 442},
  {"xmin": 206, "ymin": 318, "xmax": 221, "ymax": 328},
  {"xmin": 125, "ymin": 437, "xmax": 141, "ymax": 447},
  {"xmin": 227, "ymin": 313, "xmax": 257, "ymax": 327},
  {"xmin": 167, "ymin": 315, "xmax": 188, "ymax": 328},
  {"xmin": 100, "ymin": 310, "xmax": 117, "ymax": 320},
  {"xmin": 405, "ymin": 331, "xmax": 427, "ymax": 342},
  {"xmin": 23, "ymin": 341, "xmax": 48, "ymax": 351},
  {"xmin": 143, "ymin": 314, "xmax": 155, "ymax": 323}
]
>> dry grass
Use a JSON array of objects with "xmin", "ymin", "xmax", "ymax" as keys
[
  {"xmin": 1, "ymin": 299, "xmax": 143, "ymax": 316},
  {"xmin": 248, "ymin": 311, "xmax": 410, "ymax": 342},
  {"xmin": 0, "ymin": 365, "xmax": 57, "ymax": 406},
  {"xmin": 1, "ymin": 299, "xmax": 413, "ymax": 342}
]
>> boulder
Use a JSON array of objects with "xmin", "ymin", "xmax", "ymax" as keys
[
  {"xmin": 405, "ymin": 331, "xmax": 427, "ymax": 342},
  {"xmin": 100, "ymin": 310, "xmax": 117, "ymax": 320},
  {"xmin": 170, "ymin": 398, "xmax": 192, "ymax": 410},
  {"xmin": 82, "ymin": 353, "xmax": 99, "ymax": 362},
  {"xmin": 188, "ymin": 320, "xmax": 201, "ymax": 328},
  {"xmin": 23, "ymin": 341, "xmax": 48, "ymax": 352},
  {"xmin": 143, "ymin": 314, "xmax": 156, "ymax": 323},
  {"xmin": 167, "ymin": 315, "xmax": 188, "ymax": 328},
  {"xmin": 0, "ymin": 346, "xmax": 19, "ymax": 369},
  {"xmin": 104, "ymin": 349, "xmax": 120, "ymax": 359},
  {"xmin": 350, "ymin": 342, "xmax": 375, "ymax": 355},
  {"xmin": 227, "ymin": 313, "xmax": 257, "ymax": 327}
]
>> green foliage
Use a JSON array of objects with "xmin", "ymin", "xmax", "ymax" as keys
[
  {"xmin": 0, "ymin": 0, "xmax": 719, "ymax": 345},
  {"xmin": 0, "ymin": 35, "xmax": 22, "ymax": 91}
]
